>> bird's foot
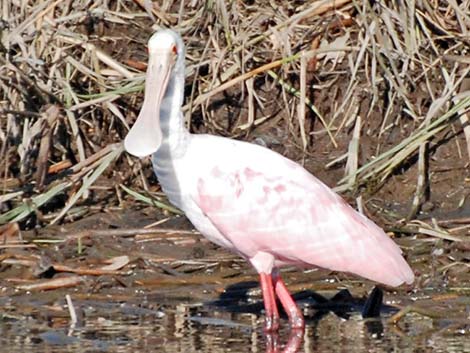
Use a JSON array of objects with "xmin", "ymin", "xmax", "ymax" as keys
[
  {"xmin": 284, "ymin": 326, "xmax": 304, "ymax": 353},
  {"xmin": 264, "ymin": 330, "xmax": 279, "ymax": 353},
  {"xmin": 264, "ymin": 315, "xmax": 280, "ymax": 332}
]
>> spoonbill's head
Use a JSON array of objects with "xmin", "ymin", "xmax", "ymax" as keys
[{"xmin": 124, "ymin": 30, "xmax": 185, "ymax": 158}]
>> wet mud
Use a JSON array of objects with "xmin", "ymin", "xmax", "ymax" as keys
[{"xmin": 0, "ymin": 209, "xmax": 469, "ymax": 352}]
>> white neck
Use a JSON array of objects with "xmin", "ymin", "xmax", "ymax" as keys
[{"xmin": 155, "ymin": 66, "xmax": 190, "ymax": 159}]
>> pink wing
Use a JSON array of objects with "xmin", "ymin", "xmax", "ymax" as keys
[{"xmin": 194, "ymin": 155, "xmax": 414, "ymax": 287}]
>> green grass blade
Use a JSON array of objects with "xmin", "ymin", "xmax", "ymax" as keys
[
  {"xmin": 119, "ymin": 184, "xmax": 182, "ymax": 214},
  {"xmin": 338, "ymin": 95, "xmax": 470, "ymax": 190},
  {"xmin": 0, "ymin": 181, "xmax": 72, "ymax": 224}
]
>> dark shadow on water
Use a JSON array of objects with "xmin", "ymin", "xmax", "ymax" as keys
[{"xmin": 208, "ymin": 282, "xmax": 387, "ymax": 336}]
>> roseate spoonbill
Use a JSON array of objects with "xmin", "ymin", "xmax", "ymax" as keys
[{"xmin": 124, "ymin": 30, "xmax": 414, "ymax": 330}]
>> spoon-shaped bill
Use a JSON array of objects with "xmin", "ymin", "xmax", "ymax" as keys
[{"xmin": 124, "ymin": 49, "xmax": 175, "ymax": 157}]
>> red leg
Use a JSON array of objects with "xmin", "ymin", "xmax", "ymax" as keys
[
  {"xmin": 264, "ymin": 332, "xmax": 279, "ymax": 353},
  {"xmin": 259, "ymin": 272, "xmax": 280, "ymax": 331},
  {"xmin": 284, "ymin": 327, "xmax": 304, "ymax": 353},
  {"xmin": 272, "ymin": 271, "xmax": 305, "ymax": 329}
]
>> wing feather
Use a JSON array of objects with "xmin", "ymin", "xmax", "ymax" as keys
[{"xmin": 190, "ymin": 139, "xmax": 413, "ymax": 286}]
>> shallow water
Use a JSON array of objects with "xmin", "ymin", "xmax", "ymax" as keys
[{"xmin": 2, "ymin": 294, "xmax": 469, "ymax": 353}]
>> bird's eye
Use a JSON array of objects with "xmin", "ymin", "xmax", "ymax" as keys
[{"xmin": 171, "ymin": 45, "xmax": 177, "ymax": 55}]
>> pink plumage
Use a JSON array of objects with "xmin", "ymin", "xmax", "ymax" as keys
[
  {"xmin": 192, "ymin": 136, "xmax": 414, "ymax": 287},
  {"xmin": 124, "ymin": 30, "xmax": 414, "ymax": 331}
]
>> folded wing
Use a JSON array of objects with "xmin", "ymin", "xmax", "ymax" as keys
[{"xmin": 194, "ymin": 155, "xmax": 414, "ymax": 287}]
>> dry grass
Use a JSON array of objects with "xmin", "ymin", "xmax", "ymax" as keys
[{"xmin": 1, "ymin": 0, "xmax": 469, "ymax": 228}]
